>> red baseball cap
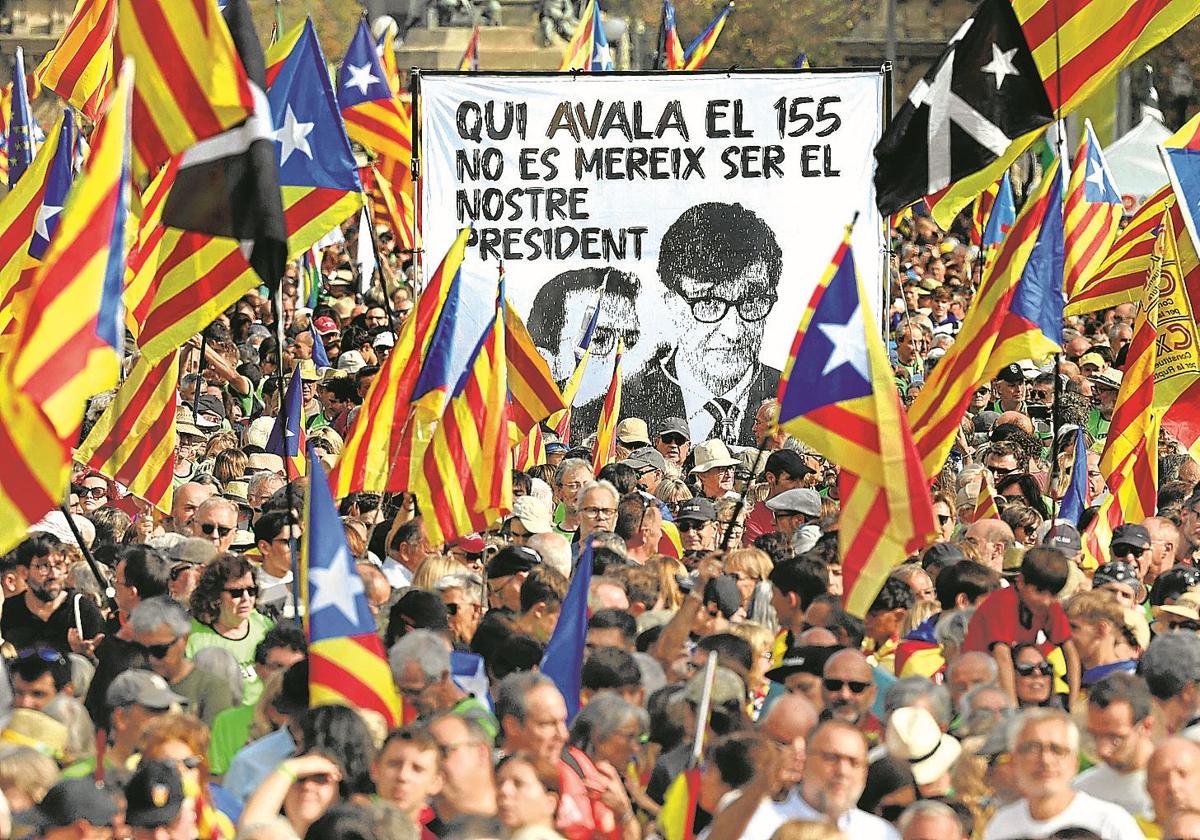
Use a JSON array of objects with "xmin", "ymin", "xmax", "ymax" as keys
[{"xmin": 313, "ymin": 316, "xmax": 340, "ymax": 335}]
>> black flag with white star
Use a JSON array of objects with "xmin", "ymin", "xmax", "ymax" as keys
[
  {"xmin": 161, "ymin": 0, "xmax": 288, "ymax": 292},
  {"xmin": 874, "ymin": 0, "xmax": 1053, "ymax": 216}
]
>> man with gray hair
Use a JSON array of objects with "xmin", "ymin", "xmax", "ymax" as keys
[
  {"xmin": 883, "ymin": 676, "xmax": 953, "ymax": 731},
  {"xmin": 1140, "ymin": 631, "xmax": 1200, "ymax": 738},
  {"xmin": 434, "ymin": 573, "xmax": 483, "ymax": 646},
  {"xmin": 576, "ymin": 479, "xmax": 620, "ymax": 543},
  {"xmin": 190, "ymin": 496, "xmax": 239, "ymax": 552},
  {"xmin": 945, "ymin": 649, "xmax": 997, "ymax": 714},
  {"xmin": 246, "ymin": 472, "xmax": 286, "ymax": 525},
  {"xmin": 983, "ymin": 709, "xmax": 1142, "ymax": 839},
  {"xmin": 388, "ymin": 629, "xmax": 496, "ymax": 737},
  {"xmin": 899, "ymin": 800, "xmax": 968, "ymax": 840},
  {"xmin": 553, "ymin": 458, "xmax": 592, "ymax": 540},
  {"xmin": 129, "ymin": 596, "xmax": 235, "ymax": 726}
]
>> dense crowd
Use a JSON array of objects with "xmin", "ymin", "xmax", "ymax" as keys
[{"xmin": 0, "ymin": 197, "xmax": 1196, "ymax": 840}]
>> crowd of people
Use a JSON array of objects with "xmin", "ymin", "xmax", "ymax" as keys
[{"xmin": 0, "ymin": 181, "xmax": 1197, "ymax": 840}]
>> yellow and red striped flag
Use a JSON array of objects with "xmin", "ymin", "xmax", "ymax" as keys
[
  {"xmin": 0, "ymin": 60, "xmax": 133, "ymax": 553},
  {"xmin": 662, "ymin": 0, "xmax": 685, "ymax": 71},
  {"xmin": 560, "ymin": 0, "xmax": 597, "ymax": 71},
  {"xmin": 362, "ymin": 163, "xmax": 416, "ymax": 256},
  {"xmin": 970, "ymin": 177, "xmax": 1003, "ymax": 247},
  {"xmin": 304, "ymin": 445, "xmax": 401, "ymax": 727},
  {"xmin": 908, "ymin": 161, "xmax": 1064, "ymax": 479},
  {"xmin": 378, "ymin": 25, "xmax": 403, "ymax": 95},
  {"xmin": 1066, "ymin": 112, "xmax": 1200, "ymax": 316},
  {"xmin": 1087, "ymin": 203, "xmax": 1170, "ymax": 566},
  {"xmin": 1063, "ymin": 120, "xmax": 1123, "ymax": 302},
  {"xmin": 681, "ymin": 3, "xmax": 733, "ymax": 71},
  {"xmin": 505, "ymin": 298, "xmax": 566, "ymax": 445},
  {"xmin": 591, "ymin": 337, "xmax": 623, "ymax": 474},
  {"xmin": 114, "ymin": 0, "xmax": 254, "ymax": 176},
  {"xmin": 75, "ymin": 351, "xmax": 179, "ymax": 514},
  {"xmin": 459, "ymin": 25, "xmax": 481, "ymax": 72},
  {"xmin": 329, "ymin": 229, "xmax": 470, "ymax": 497},
  {"xmin": 123, "ymin": 157, "xmax": 177, "ymax": 341},
  {"xmin": 1157, "ymin": 202, "xmax": 1200, "ymax": 463},
  {"xmin": 778, "ymin": 230, "xmax": 937, "ymax": 617},
  {"xmin": 336, "ymin": 21, "xmax": 413, "ymax": 166},
  {"xmin": 265, "ymin": 20, "xmax": 305, "ymax": 88},
  {"xmin": 513, "ymin": 424, "xmax": 547, "ymax": 472},
  {"xmin": 974, "ymin": 474, "xmax": 1000, "ymax": 523},
  {"xmin": 0, "ymin": 84, "xmax": 10, "ymax": 187},
  {"xmin": 1013, "ymin": 0, "xmax": 1197, "ymax": 119},
  {"xmin": 34, "ymin": 0, "xmax": 116, "ymax": 121},
  {"xmin": 658, "ymin": 767, "xmax": 701, "ymax": 840},
  {"xmin": 419, "ymin": 287, "xmax": 513, "ymax": 545}
]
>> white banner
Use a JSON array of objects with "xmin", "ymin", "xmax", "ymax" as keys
[{"xmin": 420, "ymin": 71, "xmax": 886, "ymax": 446}]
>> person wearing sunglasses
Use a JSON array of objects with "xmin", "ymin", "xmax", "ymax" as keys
[
  {"xmin": 78, "ymin": 473, "xmax": 111, "ymax": 514},
  {"xmin": 190, "ymin": 497, "xmax": 239, "ymax": 553},
  {"xmin": 1109, "ymin": 523, "xmax": 1153, "ymax": 578},
  {"xmin": 820, "ymin": 649, "xmax": 882, "ymax": 744},
  {"xmin": 1010, "ymin": 644, "xmax": 1058, "ymax": 709},
  {"xmin": 187, "ymin": 555, "xmax": 274, "ymax": 707},
  {"xmin": 11, "ymin": 645, "xmax": 71, "ymax": 712},
  {"xmin": 653, "ymin": 417, "xmax": 692, "ymax": 467},
  {"xmin": 130, "ymin": 596, "xmax": 236, "ymax": 727}
]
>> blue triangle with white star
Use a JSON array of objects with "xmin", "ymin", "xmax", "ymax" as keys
[
  {"xmin": 305, "ymin": 444, "xmax": 377, "ymax": 641},
  {"xmin": 779, "ymin": 246, "xmax": 873, "ymax": 419},
  {"xmin": 28, "ymin": 110, "xmax": 77, "ymax": 261},
  {"xmin": 336, "ymin": 20, "xmax": 393, "ymax": 110},
  {"xmin": 269, "ymin": 20, "xmax": 361, "ymax": 193},
  {"xmin": 1082, "ymin": 126, "xmax": 1120, "ymax": 205}
]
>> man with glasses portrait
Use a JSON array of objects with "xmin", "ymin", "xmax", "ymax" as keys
[{"xmin": 2, "ymin": 533, "xmax": 104, "ymax": 656}]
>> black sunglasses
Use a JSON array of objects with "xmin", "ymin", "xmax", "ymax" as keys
[
  {"xmin": 137, "ymin": 639, "xmax": 178, "ymax": 659},
  {"xmin": 676, "ymin": 520, "xmax": 708, "ymax": 533},
  {"xmin": 1112, "ymin": 545, "xmax": 1145, "ymax": 558},
  {"xmin": 224, "ymin": 585, "xmax": 259, "ymax": 599},
  {"xmin": 1171, "ymin": 620, "xmax": 1200, "ymax": 632},
  {"xmin": 823, "ymin": 679, "xmax": 870, "ymax": 694},
  {"xmin": 200, "ymin": 523, "xmax": 234, "ymax": 537},
  {"xmin": 659, "ymin": 433, "xmax": 688, "ymax": 446},
  {"xmin": 170, "ymin": 562, "xmax": 202, "ymax": 581},
  {"xmin": 1015, "ymin": 662, "xmax": 1054, "ymax": 677}
]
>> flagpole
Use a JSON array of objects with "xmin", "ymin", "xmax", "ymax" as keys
[
  {"xmin": 689, "ymin": 651, "xmax": 719, "ymax": 767},
  {"xmin": 273, "ymin": 283, "xmax": 303, "ymax": 620},
  {"xmin": 192, "ymin": 331, "xmax": 208, "ymax": 422},
  {"xmin": 59, "ymin": 504, "xmax": 119, "ymax": 615},
  {"xmin": 1048, "ymin": 0, "xmax": 1063, "ymax": 521}
]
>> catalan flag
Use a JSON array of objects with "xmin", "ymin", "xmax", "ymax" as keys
[
  {"xmin": 337, "ymin": 21, "xmax": 413, "ymax": 165},
  {"xmin": 1088, "ymin": 205, "xmax": 1168, "ymax": 565},
  {"xmin": 7, "ymin": 48, "xmax": 35, "ymax": 187},
  {"xmin": 659, "ymin": 0, "xmax": 685, "ymax": 70},
  {"xmin": 513, "ymin": 425, "xmax": 547, "ymax": 472},
  {"xmin": 458, "ymin": 25, "xmax": 481, "ymax": 72},
  {"xmin": 778, "ymin": 231, "xmax": 936, "ymax": 617},
  {"xmin": 114, "ymin": 0, "xmax": 255, "ymax": 176},
  {"xmin": 0, "ymin": 60, "xmax": 132, "ymax": 554},
  {"xmin": 974, "ymin": 474, "xmax": 1000, "ymax": 523},
  {"xmin": 377, "ymin": 25, "xmax": 402, "ymax": 94},
  {"xmin": 329, "ymin": 229, "xmax": 470, "ymax": 497},
  {"xmin": 1156, "ymin": 202, "xmax": 1200, "ymax": 463},
  {"xmin": 363, "ymin": 163, "xmax": 416, "ymax": 255},
  {"xmin": 970, "ymin": 176, "xmax": 1002, "ymax": 247},
  {"xmin": 75, "ymin": 351, "xmax": 179, "ymax": 514},
  {"xmin": 304, "ymin": 445, "xmax": 401, "ymax": 727},
  {"xmin": 1013, "ymin": 0, "xmax": 1198, "ymax": 118},
  {"xmin": 907, "ymin": 161, "xmax": 1064, "ymax": 478},
  {"xmin": 1064, "ymin": 120, "xmax": 1123, "ymax": 302},
  {"xmin": 0, "ymin": 114, "xmax": 70, "ymax": 349},
  {"xmin": 123, "ymin": 157, "xmax": 177, "ymax": 341},
  {"xmin": 658, "ymin": 768, "xmax": 701, "ymax": 840},
  {"xmin": 591, "ymin": 338, "xmax": 623, "ymax": 474},
  {"xmin": 265, "ymin": 20, "xmax": 305, "ymax": 88},
  {"xmin": 560, "ymin": 0, "xmax": 611, "ymax": 72},
  {"xmin": 419, "ymin": 286, "xmax": 512, "ymax": 546},
  {"xmin": 266, "ymin": 366, "xmax": 308, "ymax": 479},
  {"xmin": 505, "ymin": 298, "xmax": 566, "ymax": 444},
  {"xmin": 267, "ymin": 18, "xmax": 364, "ymax": 259},
  {"xmin": 682, "ymin": 3, "xmax": 733, "ymax": 71},
  {"xmin": 34, "ymin": 0, "xmax": 116, "ymax": 121}
]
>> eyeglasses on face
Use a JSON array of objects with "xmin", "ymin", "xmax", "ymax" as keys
[
  {"xmin": 659, "ymin": 433, "xmax": 688, "ymax": 446},
  {"xmin": 822, "ymin": 678, "xmax": 870, "ymax": 694},
  {"xmin": 985, "ymin": 464, "xmax": 1016, "ymax": 478},
  {"xmin": 676, "ymin": 520, "xmax": 709, "ymax": 533},
  {"xmin": 81, "ymin": 486, "xmax": 108, "ymax": 499},
  {"xmin": 223, "ymin": 585, "xmax": 259, "ymax": 600},
  {"xmin": 580, "ymin": 506, "xmax": 616, "ymax": 520},
  {"xmin": 1015, "ymin": 661, "xmax": 1053, "ymax": 677},
  {"xmin": 1112, "ymin": 545, "xmax": 1145, "ymax": 558},
  {"xmin": 137, "ymin": 638, "xmax": 179, "ymax": 659},
  {"xmin": 683, "ymin": 293, "xmax": 777, "ymax": 324},
  {"xmin": 200, "ymin": 522, "xmax": 234, "ymax": 537},
  {"xmin": 29, "ymin": 560, "xmax": 67, "ymax": 575},
  {"xmin": 169, "ymin": 562, "xmax": 202, "ymax": 581},
  {"xmin": 1171, "ymin": 620, "xmax": 1200, "ymax": 632}
]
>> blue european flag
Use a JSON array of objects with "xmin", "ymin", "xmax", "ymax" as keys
[{"xmin": 8, "ymin": 48, "xmax": 35, "ymax": 186}]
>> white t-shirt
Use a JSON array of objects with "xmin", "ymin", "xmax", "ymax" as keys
[
  {"xmin": 984, "ymin": 791, "xmax": 1145, "ymax": 840},
  {"xmin": 740, "ymin": 789, "xmax": 899, "ymax": 840},
  {"xmin": 1072, "ymin": 764, "xmax": 1151, "ymax": 818}
]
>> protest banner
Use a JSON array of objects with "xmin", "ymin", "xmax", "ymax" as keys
[{"xmin": 418, "ymin": 70, "xmax": 887, "ymax": 443}]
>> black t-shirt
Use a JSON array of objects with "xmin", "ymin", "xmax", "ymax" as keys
[
  {"xmin": 84, "ymin": 635, "xmax": 147, "ymax": 730},
  {"xmin": 1, "ymin": 590, "xmax": 103, "ymax": 654}
]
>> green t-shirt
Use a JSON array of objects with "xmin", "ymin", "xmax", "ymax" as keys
[
  {"xmin": 173, "ymin": 664, "xmax": 237, "ymax": 727},
  {"xmin": 208, "ymin": 704, "xmax": 256, "ymax": 777},
  {"xmin": 186, "ymin": 612, "xmax": 274, "ymax": 707}
]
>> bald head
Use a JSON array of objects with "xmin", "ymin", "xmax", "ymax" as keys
[
  {"xmin": 1148, "ymin": 737, "xmax": 1200, "ymax": 823},
  {"xmin": 823, "ymin": 648, "xmax": 872, "ymax": 681},
  {"xmin": 762, "ymin": 692, "xmax": 819, "ymax": 742},
  {"xmin": 995, "ymin": 411, "xmax": 1033, "ymax": 435},
  {"xmin": 796, "ymin": 627, "xmax": 838, "ymax": 647}
]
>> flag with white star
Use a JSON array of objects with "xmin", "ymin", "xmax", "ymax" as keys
[
  {"xmin": 589, "ymin": 1, "xmax": 613, "ymax": 72},
  {"xmin": 159, "ymin": 0, "xmax": 288, "ymax": 292},
  {"xmin": 28, "ymin": 110, "xmax": 78, "ymax": 262},
  {"xmin": 265, "ymin": 364, "xmax": 307, "ymax": 478},
  {"xmin": 336, "ymin": 20, "xmax": 413, "ymax": 164},
  {"xmin": 873, "ymin": 0, "xmax": 1053, "ymax": 216},
  {"xmin": 303, "ymin": 443, "xmax": 401, "ymax": 726},
  {"xmin": 268, "ymin": 18, "xmax": 363, "ymax": 258},
  {"xmin": 1064, "ymin": 118, "xmax": 1122, "ymax": 301},
  {"xmin": 777, "ymin": 231, "xmax": 937, "ymax": 616}
]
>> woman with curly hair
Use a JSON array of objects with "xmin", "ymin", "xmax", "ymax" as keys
[{"xmin": 187, "ymin": 554, "xmax": 274, "ymax": 706}]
